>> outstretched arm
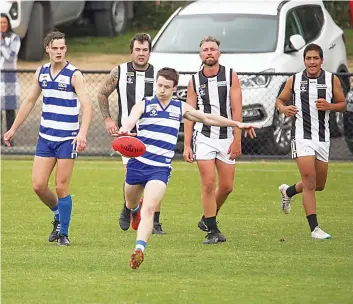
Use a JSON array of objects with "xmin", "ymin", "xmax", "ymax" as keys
[
  {"xmin": 97, "ymin": 66, "xmax": 119, "ymax": 135},
  {"xmin": 72, "ymin": 70, "xmax": 93, "ymax": 152},
  {"xmin": 182, "ymin": 103, "xmax": 256, "ymax": 138}
]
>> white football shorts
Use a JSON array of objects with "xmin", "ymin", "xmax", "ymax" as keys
[
  {"xmin": 193, "ymin": 131, "xmax": 235, "ymax": 164},
  {"xmin": 291, "ymin": 138, "xmax": 330, "ymax": 162}
]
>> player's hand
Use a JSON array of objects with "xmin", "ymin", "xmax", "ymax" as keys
[
  {"xmin": 236, "ymin": 123, "xmax": 257, "ymax": 139},
  {"xmin": 183, "ymin": 145, "xmax": 194, "ymax": 163},
  {"xmin": 316, "ymin": 98, "xmax": 331, "ymax": 111},
  {"xmin": 281, "ymin": 105, "xmax": 298, "ymax": 117},
  {"xmin": 3, "ymin": 129, "xmax": 15, "ymax": 147},
  {"xmin": 228, "ymin": 140, "xmax": 241, "ymax": 160},
  {"xmin": 104, "ymin": 117, "xmax": 119, "ymax": 136},
  {"xmin": 72, "ymin": 132, "xmax": 87, "ymax": 152},
  {"xmin": 111, "ymin": 130, "xmax": 137, "ymax": 137}
]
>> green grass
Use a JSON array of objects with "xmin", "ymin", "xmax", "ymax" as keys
[
  {"xmin": 344, "ymin": 28, "xmax": 353, "ymax": 58},
  {"xmin": 2, "ymin": 160, "xmax": 353, "ymax": 303},
  {"xmin": 66, "ymin": 29, "xmax": 159, "ymax": 54}
]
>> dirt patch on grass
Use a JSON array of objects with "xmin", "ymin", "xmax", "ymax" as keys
[{"xmin": 17, "ymin": 53, "xmax": 130, "ymax": 70}]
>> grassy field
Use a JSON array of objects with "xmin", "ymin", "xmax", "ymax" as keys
[
  {"xmin": 1, "ymin": 159, "xmax": 353, "ymax": 304},
  {"xmin": 344, "ymin": 28, "xmax": 353, "ymax": 58},
  {"xmin": 66, "ymin": 29, "xmax": 159, "ymax": 54}
]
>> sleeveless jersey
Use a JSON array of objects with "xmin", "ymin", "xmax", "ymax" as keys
[{"xmin": 38, "ymin": 62, "xmax": 80, "ymax": 142}]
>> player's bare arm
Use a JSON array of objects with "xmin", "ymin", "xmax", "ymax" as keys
[
  {"xmin": 113, "ymin": 100, "xmax": 145, "ymax": 137},
  {"xmin": 183, "ymin": 78, "xmax": 198, "ymax": 162},
  {"xmin": 316, "ymin": 75, "xmax": 347, "ymax": 112},
  {"xmin": 98, "ymin": 66, "xmax": 119, "ymax": 119},
  {"xmin": 276, "ymin": 76, "xmax": 298, "ymax": 117},
  {"xmin": 229, "ymin": 71, "xmax": 243, "ymax": 159},
  {"xmin": 183, "ymin": 103, "xmax": 256, "ymax": 138},
  {"xmin": 71, "ymin": 70, "xmax": 93, "ymax": 152},
  {"xmin": 184, "ymin": 77, "xmax": 197, "ymax": 144},
  {"xmin": 97, "ymin": 66, "xmax": 120, "ymax": 136},
  {"xmin": 3, "ymin": 68, "xmax": 42, "ymax": 146}
]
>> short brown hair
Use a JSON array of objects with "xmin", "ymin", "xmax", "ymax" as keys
[
  {"xmin": 199, "ymin": 36, "xmax": 220, "ymax": 47},
  {"xmin": 44, "ymin": 31, "xmax": 66, "ymax": 48},
  {"xmin": 129, "ymin": 33, "xmax": 151, "ymax": 53},
  {"xmin": 157, "ymin": 67, "xmax": 179, "ymax": 87}
]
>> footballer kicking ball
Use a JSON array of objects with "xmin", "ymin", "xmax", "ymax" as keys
[{"xmin": 112, "ymin": 136, "xmax": 146, "ymax": 158}]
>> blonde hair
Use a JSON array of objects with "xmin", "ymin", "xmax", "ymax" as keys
[{"xmin": 199, "ymin": 36, "xmax": 220, "ymax": 47}]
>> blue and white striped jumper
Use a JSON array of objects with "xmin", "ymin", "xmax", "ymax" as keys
[
  {"xmin": 1, "ymin": 31, "xmax": 21, "ymax": 110},
  {"xmin": 38, "ymin": 62, "xmax": 80, "ymax": 142},
  {"xmin": 132, "ymin": 96, "xmax": 183, "ymax": 168}
]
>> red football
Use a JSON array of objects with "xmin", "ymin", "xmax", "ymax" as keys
[{"xmin": 112, "ymin": 136, "xmax": 146, "ymax": 158}]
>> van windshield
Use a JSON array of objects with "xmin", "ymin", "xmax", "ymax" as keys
[{"xmin": 153, "ymin": 14, "xmax": 278, "ymax": 53}]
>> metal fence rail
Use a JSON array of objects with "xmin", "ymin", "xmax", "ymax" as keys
[{"xmin": 1, "ymin": 69, "xmax": 353, "ymax": 160}]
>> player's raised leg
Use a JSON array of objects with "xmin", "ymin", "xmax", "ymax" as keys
[
  {"xmin": 32, "ymin": 156, "xmax": 59, "ymax": 242},
  {"xmin": 55, "ymin": 158, "xmax": 75, "ymax": 246},
  {"xmin": 279, "ymin": 158, "xmax": 328, "ymax": 214}
]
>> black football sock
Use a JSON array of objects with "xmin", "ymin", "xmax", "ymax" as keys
[
  {"xmin": 154, "ymin": 212, "xmax": 160, "ymax": 223},
  {"xmin": 307, "ymin": 214, "xmax": 318, "ymax": 232},
  {"xmin": 286, "ymin": 184, "xmax": 298, "ymax": 197},
  {"xmin": 205, "ymin": 216, "xmax": 217, "ymax": 232}
]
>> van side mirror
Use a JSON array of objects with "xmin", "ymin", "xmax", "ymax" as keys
[{"xmin": 285, "ymin": 34, "xmax": 306, "ymax": 53}]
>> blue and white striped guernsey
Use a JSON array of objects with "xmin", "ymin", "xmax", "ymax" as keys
[
  {"xmin": 135, "ymin": 96, "xmax": 183, "ymax": 167},
  {"xmin": 38, "ymin": 62, "xmax": 80, "ymax": 142}
]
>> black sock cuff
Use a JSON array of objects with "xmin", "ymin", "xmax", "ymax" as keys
[
  {"xmin": 205, "ymin": 216, "xmax": 217, "ymax": 231},
  {"xmin": 286, "ymin": 184, "xmax": 298, "ymax": 198},
  {"xmin": 154, "ymin": 212, "xmax": 160, "ymax": 223},
  {"xmin": 306, "ymin": 214, "xmax": 318, "ymax": 232}
]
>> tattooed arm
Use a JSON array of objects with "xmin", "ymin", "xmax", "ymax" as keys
[{"xmin": 97, "ymin": 66, "xmax": 119, "ymax": 136}]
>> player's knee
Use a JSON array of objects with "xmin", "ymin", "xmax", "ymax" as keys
[
  {"xmin": 55, "ymin": 181, "xmax": 69, "ymax": 197},
  {"xmin": 141, "ymin": 205, "xmax": 155, "ymax": 218},
  {"xmin": 32, "ymin": 181, "xmax": 47, "ymax": 194},
  {"xmin": 202, "ymin": 181, "xmax": 216, "ymax": 194}
]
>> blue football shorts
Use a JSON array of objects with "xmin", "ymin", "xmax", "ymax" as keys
[
  {"xmin": 35, "ymin": 136, "xmax": 78, "ymax": 159},
  {"xmin": 126, "ymin": 159, "xmax": 172, "ymax": 187}
]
